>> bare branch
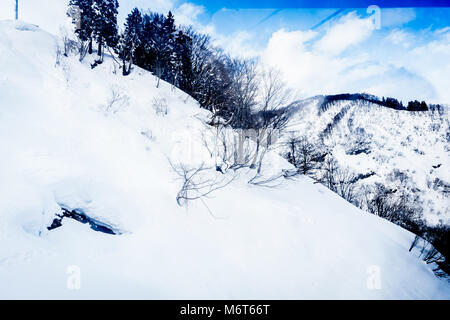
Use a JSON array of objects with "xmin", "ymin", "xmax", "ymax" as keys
[{"xmin": 169, "ymin": 160, "xmax": 237, "ymax": 207}]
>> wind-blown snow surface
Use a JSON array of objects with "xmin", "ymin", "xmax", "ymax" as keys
[{"xmin": 0, "ymin": 20, "xmax": 449, "ymax": 299}]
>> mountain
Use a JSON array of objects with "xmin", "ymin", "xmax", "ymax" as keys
[
  {"xmin": 0, "ymin": 19, "xmax": 449, "ymax": 299},
  {"xmin": 284, "ymin": 94, "xmax": 449, "ymax": 226}
]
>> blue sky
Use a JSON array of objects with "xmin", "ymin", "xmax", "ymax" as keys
[
  {"xmin": 200, "ymin": 7, "xmax": 450, "ymax": 50},
  {"xmin": 165, "ymin": 2, "xmax": 450, "ymax": 103},
  {"xmin": 147, "ymin": 1, "xmax": 449, "ymax": 103},
  {"xmin": 177, "ymin": 0, "xmax": 450, "ymax": 11},
  {"xmin": 0, "ymin": 0, "xmax": 449, "ymax": 103}
]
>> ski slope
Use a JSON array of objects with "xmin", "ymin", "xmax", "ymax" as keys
[{"xmin": 0, "ymin": 20, "xmax": 449, "ymax": 299}]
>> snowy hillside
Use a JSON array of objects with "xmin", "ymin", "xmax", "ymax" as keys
[
  {"xmin": 0, "ymin": 20, "xmax": 449, "ymax": 299},
  {"xmin": 285, "ymin": 96, "xmax": 449, "ymax": 226}
]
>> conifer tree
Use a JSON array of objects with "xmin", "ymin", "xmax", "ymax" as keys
[
  {"xmin": 92, "ymin": 0, "xmax": 119, "ymax": 61},
  {"xmin": 173, "ymin": 30, "xmax": 193, "ymax": 90},
  {"xmin": 120, "ymin": 8, "xmax": 143, "ymax": 75},
  {"xmin": 68, "ymin": 0, "xmax": 95, "ymax": 54}
]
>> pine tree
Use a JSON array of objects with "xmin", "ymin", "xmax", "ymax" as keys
[
  {"xmin": 133, "ymin": 14, "xmax": 154, "ymax": 71},
  {"xmin": 173, "ymin": 30, "xmax": 193, "ymax": 90},
  {"xmin": 92, "ymin": 0, "xmax": 119, "ymax": 61},
  {"xmin": 120, "ymin": 8, "xmax": 143, "ymax": 75},
  {"xmin": 148, "ymin": 12, "xmax": 166, "ymax": 86},
  {"xmin": 68, "ymin": 0, "xmax": 95, "ymax": 54},
  {"xmin": 163, "ymin": 11, "xmax": 177, "ymax": 83}
]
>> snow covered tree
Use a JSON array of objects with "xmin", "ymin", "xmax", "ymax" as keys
[
  {"xmin": 296, "ymin": 136, "xmax": 319, "ymax": 175},
  {"xmin": 119, "ymin": 8, "xmax": 143, "ymax": 75},
  {"xmin": 407, "ymin": 100, "xmax": 428, "ymax": 111},
  {"xmin": 320, "ymin": 154, "xmax": 339, "ymax": 191},
  {"xmin": 144, "ymin": 12, "xmax": 168, "ymax": 87},
  {"xmin": 68, "ymin": 0, "xmax": 95, "ymax": 55},
  {"xmin": 173, "ymin": 29, "xmax": 193, "ymax": 90},
  {"xmin": 92, "ymin": 0, "xmax": 119, "ymax": 61},
  {"xmin": 133, "ymin": 13, "xmax": 156, "ymax": 71},
  {"xmin": 162, "ymin": 11, "xmax": 177, "ymax": 84},
  {"xmin": 284, "ymin": 135, "xmax": 321, "ymax": 175}
]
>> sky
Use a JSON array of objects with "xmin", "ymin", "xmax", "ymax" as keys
[{"xmin": 0, "ymin": 0, "xmax": 449, "ymax": 103}]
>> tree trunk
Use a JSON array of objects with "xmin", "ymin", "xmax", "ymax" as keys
[
  {"xmin": 122, "ymin": 58, "xmax": 128, "ymax": 76},
  {"xmin": 88, "ymin": 39, "xmax": 93, "ymax": 55},
  {"xmin": 127, "ymin": 56, "xmax": 133, "ymax": 75},
  {"xmin": 98, "ymin": 40, "xmax": 102, "ymax": 60}
]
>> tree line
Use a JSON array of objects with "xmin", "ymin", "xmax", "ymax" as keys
[
  {"xmin": 320, "ymin": 93, "xmax": 442, "ymax": 112},
  {"xmin": 68, "ymin": 0, "xmax": 292, "ymax": 130}
]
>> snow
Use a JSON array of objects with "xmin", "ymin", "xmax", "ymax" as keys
[
  {"xmin": 0, "ymin": 19, "xmax": 449, "ymax": 299},
  {"xmin": 285, "ymin": 97, "xmax": 450, "ymax": 225}
]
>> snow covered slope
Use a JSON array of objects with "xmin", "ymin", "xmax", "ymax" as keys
[
  {"xmin": 0, "ymin": 20, "xmax": 449, "ymax": 299},
  {"xmin": 285, "ymin": 96, "xmax": 449, "ymax": 225}
]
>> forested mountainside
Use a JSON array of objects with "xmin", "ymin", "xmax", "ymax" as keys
[{"xmin": 281, "ymin": 95, "xmax": 449, "ymax": 269}]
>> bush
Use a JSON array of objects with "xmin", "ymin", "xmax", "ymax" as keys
[{"xmin": 152, "ymin": 96, "xmax": 168, "ymax": 116}]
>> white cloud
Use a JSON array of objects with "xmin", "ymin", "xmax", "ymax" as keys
[
  {"xmin": 385, "ymin": 29, "xmax": 412, "ymax": 48},
  {"xmin": 314, "ymin": 12, "xmax": 373, "ymax": 55},
  {"xmin": 212, "ymin": 30, "xmax": 262, "ymax": 59},
  {"xmin": 173, "ymin": 2, "xmax": 205, "ymax": 27},
  {"xmin": 261, "ymin": 11, "xmax": 450, "ymax": 104}
]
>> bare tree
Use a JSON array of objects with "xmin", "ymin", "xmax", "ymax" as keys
[
  {"xmin": 284, "ymin": 135, "xmax": 300, "ymax": 168},
  {"xmin": 319, "ymin": 154, "xmax": 339, "ymax": 191},
  {"xmin": 169, "ymin": 161, "xmax": 236, "ymax": 207},
  {"xmin": 334, "ymin": 167, "xmax": 357, "ymax": 203},
  {"xmin": 259, "ymin": 68, "xmax": 292, "ymax": 112},
  {"xmin": 294, "ymin": 135, "xmax": 319, "ymax": 175},
  {"xmin": 105, "ymin": 86, "xmax": 129, "ymax": 114},
  {"xmin": 59, "ymin": 27, "xmax": 78, "ymax": 57},
  {"xmin": 152, "ymin": 96, "xmax": 168, "ymax": 116},
  {"xmin": 227, "ymin": 58, "xmax": 259, "ymax": 129},
  {"xmin": 184, "ymin": 30, "xmax": 234, "ymax": 126},
  {"xmin": 247, "ymin": 66, "xmax": 292, "ymax": 173}
]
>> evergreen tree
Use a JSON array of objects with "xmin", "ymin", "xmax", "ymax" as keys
[
  {"xmin": 120, "ymin": 8, "xmax": 143, "ymax": 75},
  {"xmin": 172, "ymin": 30, "xmax": 193, "ymax": 90},
  {"xmin": 68, "ymin": 0, "xmax": 95, "ymax": 54},
  {"xmin": 162, "ymin": 11, "xmax": 177, "ymax": 83},
  {"xmin": 134, "ymin": 13, "xmax": 156, "ymax": 71},
  {"xmin": 407, "ymin": 100, "xmax": 428, "ymax": 111},
  {"xmin": 148, "ymin": 12, "xmax": 167, "ymax": 86},
  {"xmin": 92, "ymin": 0, "xmax": 119, "ymax": 61}
]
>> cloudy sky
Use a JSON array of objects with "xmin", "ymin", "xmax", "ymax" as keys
[{"xmin": 1, "ymin": 0, "xmax": 449, "ymax": 103}]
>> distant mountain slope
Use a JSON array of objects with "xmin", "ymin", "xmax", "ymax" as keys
[
  {"xmin": 285, "ymin": 95, "xmax": 449, "ymax": 226},
  {"xmin": 0, "ymin": 20, "xmax": 449, "ymax": 299}
]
